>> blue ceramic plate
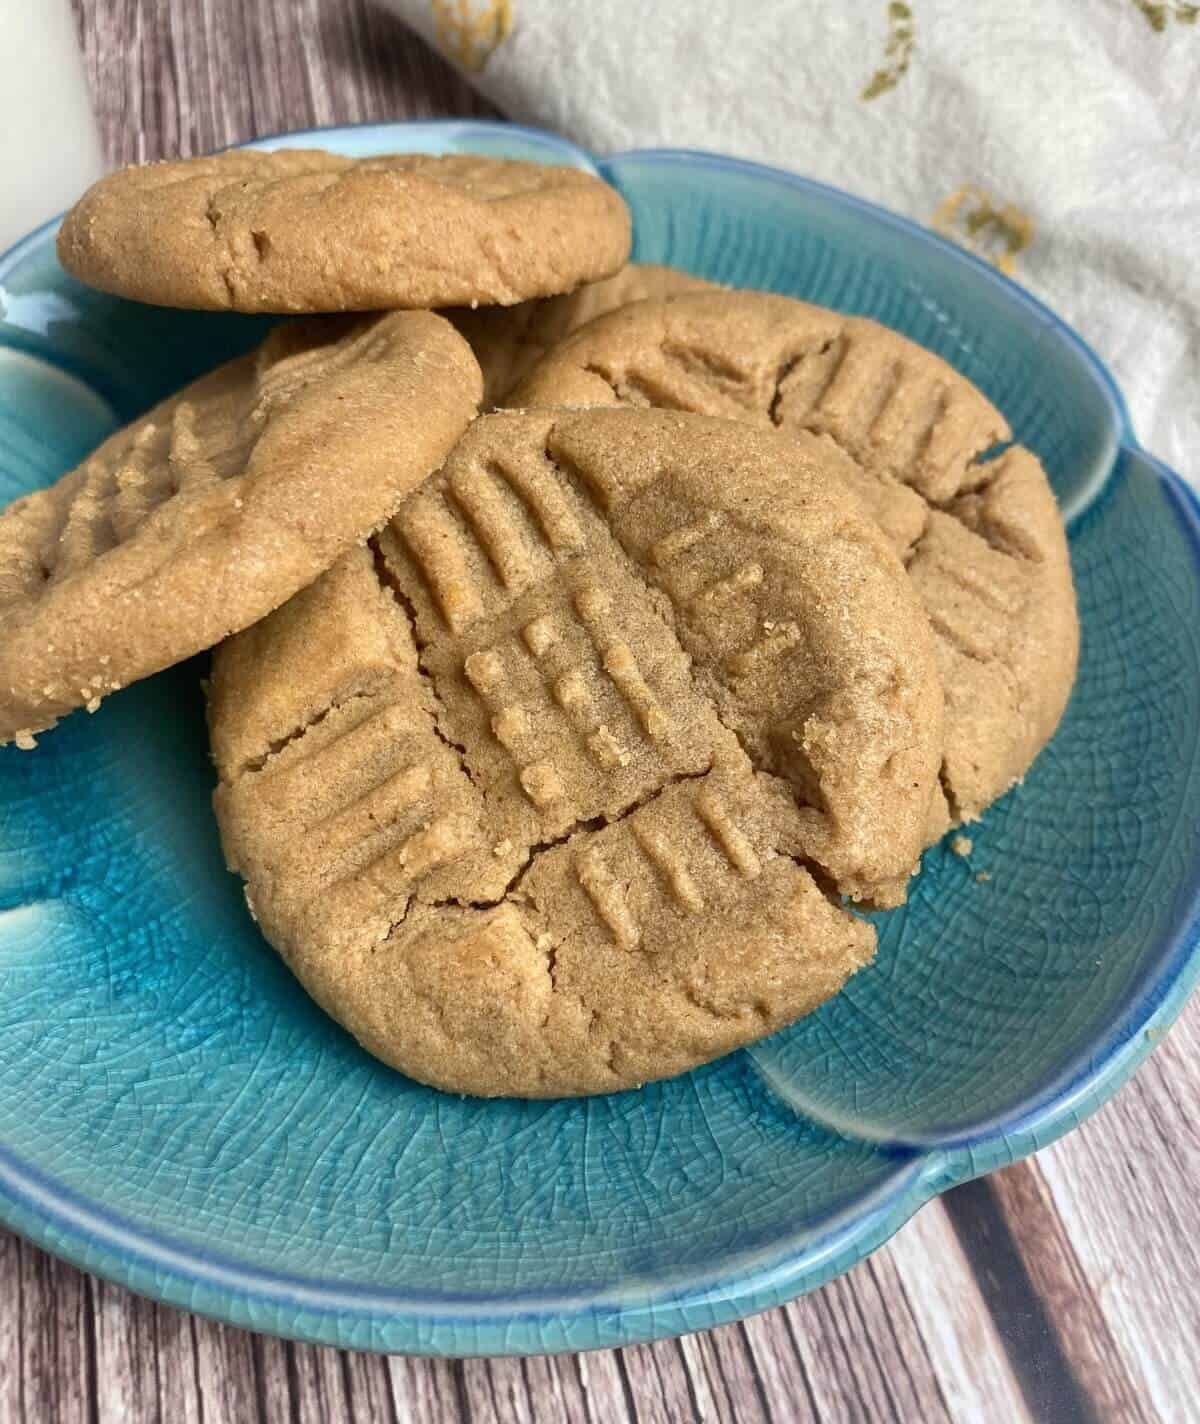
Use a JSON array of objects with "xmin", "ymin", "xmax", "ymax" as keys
[{"xmin": 1, "ymin": 121, "xmax": 1198, "ymax": 1356}]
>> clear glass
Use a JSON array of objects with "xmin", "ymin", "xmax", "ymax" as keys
[{"xmin": 0, "ymin": 0, "xmax": 105, "ymax": 251}]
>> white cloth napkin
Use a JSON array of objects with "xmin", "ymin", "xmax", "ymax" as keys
[{"xmin": 387, "ymin": 0, "xmax": 1199, "ymax": 483}]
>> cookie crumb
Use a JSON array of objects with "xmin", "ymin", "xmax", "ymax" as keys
[
  {"xmin": 588, "ymin": 724, "xmax": 630, "ymax": 768},
  {"xmin": 85, "ymin": 697, "xmax": 101, "ymax": 713},
  {"xmin": 950, "ymin": 834, "xmax": 973, "ymax": 857},
  {"xmin": 975, "ymin": 871, "xmax": 991, "ymax": 883},
  {"xmin": 14, "ymin": 729, "xmax": 37, "ymax": 751}
]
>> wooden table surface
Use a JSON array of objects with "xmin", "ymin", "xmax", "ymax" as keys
[{"xmin": 2, "ymin": 4, "xmax": 1197, "ymax": 1421}]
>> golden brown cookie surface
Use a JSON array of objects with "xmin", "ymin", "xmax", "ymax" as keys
[
  {"xmin": 510, "ymin": 291, "xmax": 1079, "ymax": 825},
  {"xmin": 0, "ymin": 312, "xmax": 481, "ymax": 744},
  {"xmin": 210, "ymin": 409, "xmax": 943, "ymax": 1097},
  {"xmin": 58, "ymin": 149, "xmax": 631, "ymax": 313},
  {"xmin": 448, "ymin": 263, "xmax": 718, "ymax": 406}
]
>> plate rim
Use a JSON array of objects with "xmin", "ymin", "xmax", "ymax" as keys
[{"xmin": 1, "ymin": 117, "xmax": 1198, "ymax": 1357}]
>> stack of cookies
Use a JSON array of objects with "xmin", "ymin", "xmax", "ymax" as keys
[{"xmin": 0, "ymin": 147, "xmax": 1078, "ymax": 1098}]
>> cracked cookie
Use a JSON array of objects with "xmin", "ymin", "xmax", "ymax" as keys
[
  {"xmin": 209, "ymin": 408, "xmax": 943, "ymax": 1096},
  {"xmin": 57, "ymin": 149, "xmax": 632, "ymax": 314},
  {"xmin": 0, "ymin": 311, "xmax": 481, "ymax": 745},
  {"xmin": 448, "ymin": 263, "xmax": 718, "ymax": 406},
  {"xmin": 509, "ymin": 291, "xmax": 1079, "ymax": 826}
]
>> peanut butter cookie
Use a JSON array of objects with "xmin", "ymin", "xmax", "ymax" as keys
[
  {"xmin": 510, "ymin": 292, "xmax": 1078, "ymax": 826},
  {"xmin": 449, "ymin": 263, "xmax": 717, "ymax": 406},
  {"xmin": 210, "ymin": 408, "xmax": 943, "ymax": 1096},
  {"xmin": 58, "ymin": 150, "xmax": 631, "ymax": 313},
  {"xmin": 0, "ymin": 312, "xmax": 481, "ymax": 744}
]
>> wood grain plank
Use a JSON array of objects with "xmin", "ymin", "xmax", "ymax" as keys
[
  {"xmin": 942, "ymin": 1180, "xmax": 1098, "ymax": 1424},
  {"xmin": 688, "ymin": 1324, "xmax": 775, "ymax": 1423},
  {"xmin": 883, "ymin": 1189, "xmax": 1033, "ymax": 1424},
  {"xmin": 985, "ymin": 1162, "xmax": 1154, "ymax": 1423},
  {"xmin": 1024, "ymin": 1000, "xmax": 1200, "ymax": 1424},
  {"xmin": 612, "ymin": 1339, "xmax": 713, "ymax": 1424},
  {"xmin": 461, "ymin": 1353, "xmax": 634, "ymax": 1424},
  {"xmin": 3, "ymin": 1237, "xmax": 95, "ymax": 1424},
  {"xmin": 341, "ymin": 1344, "xmax": 403, "ymax": 1424},
  {"xmin": 92, "ymin": 1278, "xmax": 162, "ymax": 1423},
  {"xmin": 0, "ymin": 1230, "xmax": 18, "ymax": 1424},
  {"xmin": 191, "ymin": 1311, "xmax": 268, "ymax": 1424},
  {"xmin": 519, "ymin": 1352, "xmax": 610, "ymax": 1424},
  {"xmin": 69, "ymin": 0, "xmax": 495, "ymax": 166},
  {"xmin": 285, "ymin": 1340, "xmax": 357, "ymax": 1421},
  {"xmin": 461, "ymin": 1356, "xmax": 530, "ymax": 1423},
  {"xmin": 385, "ymin": 1353, "xmax": 469, "ymax": 1422},
  {"xmin": 250, "ymin": 1331, "xmax": 296, "ymax": 1421},
  {"xmin": 150, "ymin": 1305, "xmax": 207, "ymax": 1424},
  {"xmin": 570, "ymin": 1346, "xmax": 635, "ymax": 1424},
  {"xmin": 780, "ymin": 1255, "xmax": 953, "ymax": 1423},
  {"xmin": 719, "ymin": 1309, "xmax": 822, "ymax": 1423}
]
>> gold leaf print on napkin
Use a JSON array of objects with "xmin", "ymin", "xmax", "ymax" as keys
[
  {"xmin": 861, "ymin": 2, "xmax": 915, "ymax": 100},
  {"xmin": 932, "ymin": 187, "xmax": 1034, "ymax": 276},
  {"xmin": 431, "ymin": 0, "xmax": 513, "ymax": 72},
  {"xmin": 1131, "ymin": 0, "xmax": 1198, "ymax": 30}
]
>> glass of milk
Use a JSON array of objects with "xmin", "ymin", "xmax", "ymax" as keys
[{"xmin": 0, "ymin": 0, "xmax": 106, "ymax": 253}]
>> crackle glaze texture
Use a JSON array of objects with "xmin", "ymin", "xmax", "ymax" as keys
[{"xmin": 0, "ymin": 121, "xmax": 1198, "ymax": 1356}]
